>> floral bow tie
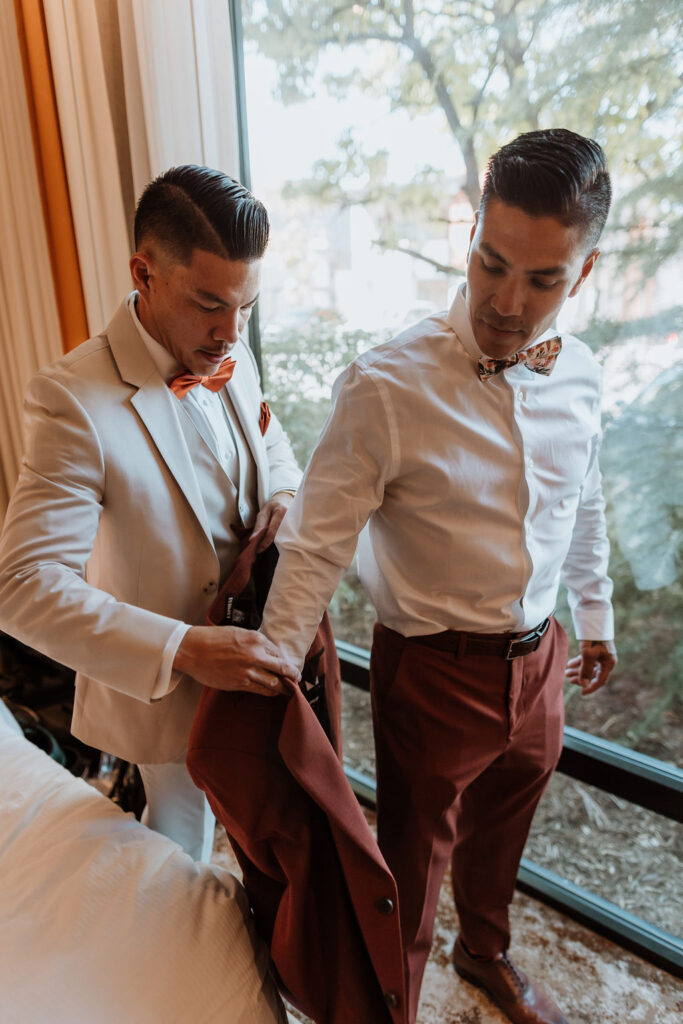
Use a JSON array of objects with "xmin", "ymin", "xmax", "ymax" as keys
[
  {"xmin": 168, "ymin": 357, "xmax": 236, "ymax": 398},
  {"xmin": 478, "ymin": 336, "xmax": 562, "ymax": 382}
]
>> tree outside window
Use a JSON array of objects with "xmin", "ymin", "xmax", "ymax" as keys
[{"xmin": 241, "ymin": 0, "xmax": 682, "ymax": 771}]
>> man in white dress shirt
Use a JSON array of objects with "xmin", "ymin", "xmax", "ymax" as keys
[
  {"xmin": 0, "ymin": 166, "xmax": 301, "ymax": 862},
  {"xmin": 261, "ymin": 129, "xmax": 617, "ymax": 1024}
]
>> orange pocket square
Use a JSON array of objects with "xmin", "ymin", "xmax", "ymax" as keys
[{"xmin": 259, "ymin": 401, "xmax": 271, "ymax": 436}]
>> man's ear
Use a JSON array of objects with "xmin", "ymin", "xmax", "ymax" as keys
[
  {"xmin": 129, "ymin": 252, "xmax": 153, "ymax": 295},
  {"xmin": 466, "ymin": 210, "xmax": 479, "ymax": 262},
  {"xmin": 569, "ymin": 248, "xmax": 599, "ymax": 297}
]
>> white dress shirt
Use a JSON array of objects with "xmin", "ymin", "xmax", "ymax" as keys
[
  {"xmin": 262, "ymin": 284, "xmax": 614, "ymax": 669},
  {"xmin": 127, "ymin": 294, "xmax": 258, "ymax": 696}
]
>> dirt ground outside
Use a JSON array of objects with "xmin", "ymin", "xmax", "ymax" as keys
[{"xmin": 340, "ymin": 682, "xmax": 683, "ymax": 939}]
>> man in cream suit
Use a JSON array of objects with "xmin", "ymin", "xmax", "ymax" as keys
[{"xmin": 0, "ymin": 165, "xmax": 301, "ymax": 861}]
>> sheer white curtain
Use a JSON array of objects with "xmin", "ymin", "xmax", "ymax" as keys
[
  {"xmin": 0, "ymin": 6, "xmax": 63, "ymax": 515},
  {"xmin": 42, "ymin": 0, "xmax": 132, "ymax": 335},
  {"xmin": 0, "ymin": 0, "xmax": 241, "ymax": 518},
  {"xmin": 121, "ymin": 0, "xmax": 240, "ymax": 196},
  {"xmin": 44, "ymin": 0, "xmax": 242, "ymax": 335}
]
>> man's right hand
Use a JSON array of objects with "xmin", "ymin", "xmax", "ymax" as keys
[{"xmin": 173, "ymin": 625, "xmax": 300, "ymax": 696}]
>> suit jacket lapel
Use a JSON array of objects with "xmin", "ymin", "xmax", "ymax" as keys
[
  {"xmin": 224, "ymin": 370, "xmax": 267, "ymax": 506},
  {"xmin": 105, "ymin": 300, "xmax": 215, "ymax": 550}
]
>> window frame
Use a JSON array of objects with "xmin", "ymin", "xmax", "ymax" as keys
[{"xmin": 232, "ymin": 3, "xmax": 683, "ymax": 978}]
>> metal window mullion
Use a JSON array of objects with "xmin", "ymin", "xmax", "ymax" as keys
[{"xmin": 229, "ymin": 0, "xmax": 263, "ymax": 373}]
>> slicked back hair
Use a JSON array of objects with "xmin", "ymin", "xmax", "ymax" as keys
[
  {"xmin": 480, "ymin": 129, "xmax": 611, "ymax": 250},
  {"xmin": 134, "ymin": 165, "xmax": 269, "ymax": 264}
]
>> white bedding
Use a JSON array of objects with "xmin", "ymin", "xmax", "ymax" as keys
[{"xmin": 0, "ymin": 701, "xmax": 286, "ymax": 1024}]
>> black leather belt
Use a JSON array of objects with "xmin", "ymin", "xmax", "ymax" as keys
[{"xmin": 410, "ymin": 618, "xmax": 552, "ymax": 660}]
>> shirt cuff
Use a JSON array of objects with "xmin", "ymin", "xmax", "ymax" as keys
[
  {"xmin": 571, "ymin": 606, "xmax": 615, "ymax": 642},
  {"xmin": 150, "ymin": 622, "xmax": 192, "ymax": 701}
]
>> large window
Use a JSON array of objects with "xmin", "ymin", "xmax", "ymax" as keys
[{"xmin": 239, "ymin": 0, "xmax": 682, "ymax": 943}]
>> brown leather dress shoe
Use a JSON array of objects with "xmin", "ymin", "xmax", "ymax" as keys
[{"xmin": 452, "ymin": 936, "xmax": 570, "ymax": 1024}]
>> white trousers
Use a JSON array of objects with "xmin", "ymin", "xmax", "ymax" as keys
[{"xmin": 138, "ymin": 756, "xmax": 216, "ymax": 861}]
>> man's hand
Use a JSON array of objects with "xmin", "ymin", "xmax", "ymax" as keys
[
  {"xmin": 565, "ymin": 640, "xmax": 617, "ymax": 695},
  {"xmin": 174, "ymin": 625, "xmax": 300, "ymax": 696},
  {"xmin": 250, "ymin": 491, "xmax": 295, "ymax": 552}
]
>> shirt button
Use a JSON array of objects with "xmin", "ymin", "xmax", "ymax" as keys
[
  {"xmin": 384, "ymin": 991, "xmax": 401, "ymax": 1010},
  {"xmin": 527, "ymin": 457, "xmax": 534, "ymax": 468},
  {"xmin": 517, "ymin": 389, "xmax": 524, "ymax": 402},
  {"xmin": 376, "ymin": 897, "xmax": 395, "ymax": 915}
]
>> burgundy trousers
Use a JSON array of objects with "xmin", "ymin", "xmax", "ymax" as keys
[{"xmin": 370, "ymin": 618, "xmax": 568, "ymax": 1023}]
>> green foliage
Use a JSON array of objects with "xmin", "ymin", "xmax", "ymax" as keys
[
  {"xmin": 599, "ymin": 366, "xmax": 683, "ymax": 754},
  {"xmin": 262, "ymin": 320, "xmax": 386, "ymax": 467},
  {"xmin": 578, "ymin": 305, "xmax": 683, "ymax": 355},
  {"xmin": 262, "ymin": 321, "xmax": 383, "ymax": 651},
  {"xmin": 245, "ymin": 0, "xmax": 682, "ymax": 285}
]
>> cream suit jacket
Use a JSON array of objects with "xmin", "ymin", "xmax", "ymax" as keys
[{"xmin": 0, "ymin": 298, "xmax": 301, "ymax": 763}]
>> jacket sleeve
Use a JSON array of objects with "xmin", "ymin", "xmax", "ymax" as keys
[
  {"xmin": 0, "ymin": 372, "xmax": 183, "ymax": 702},
  {"xmin": 261, "ymin": 363, "xmax": 394, "ymax": 668}
]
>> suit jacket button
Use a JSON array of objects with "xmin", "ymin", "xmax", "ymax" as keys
[
  {"xmin": 384, "ymin": 990, "xmax": 401, "ymax": 1010},
  {"xmin": 376, "ymin": 897, "xmax": 395, "ymax": 915}
]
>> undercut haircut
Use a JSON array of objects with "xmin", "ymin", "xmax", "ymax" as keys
[
  {"xmin": 480, "ymin": 129, "xmax": 611, "ymax": 250},
  {"xmin": 134, "ymin": 165, "xmax": 269, "ymax": 264}
]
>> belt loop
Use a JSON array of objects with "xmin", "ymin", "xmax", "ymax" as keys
[{"xmin": 455, "ymin": 632, "xmax": 467, "ymax": 659}]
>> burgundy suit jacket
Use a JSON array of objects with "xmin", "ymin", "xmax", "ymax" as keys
[{"xmin": 186, "ymin": 539, "xmax": 407, "ymax": 1024}]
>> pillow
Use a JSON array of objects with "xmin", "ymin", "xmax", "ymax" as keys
[{"xmin": 0, "ymin": 702, "xmax": 286, "ymax": 1024}]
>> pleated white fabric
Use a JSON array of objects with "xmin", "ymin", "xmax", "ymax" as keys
[
  {"xmin": 42, "ymin": 0, "xmax": 243, "ymax": 338},
  {"xmin": 0, "ymin": 0, "xmax": 243, "ymax": 520},
  {"xmin": 0, "ymin": 7, "xmax": 63, "ymax": 516}
]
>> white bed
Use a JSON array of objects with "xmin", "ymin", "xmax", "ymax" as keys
[{"xmin": 0, "ymin": 700, "xmax": 288, "ymax": 1024}]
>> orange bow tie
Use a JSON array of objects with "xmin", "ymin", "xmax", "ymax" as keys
[{"xmin": 168, "ymin": 357, "xmax": 236, "ymax": 398}]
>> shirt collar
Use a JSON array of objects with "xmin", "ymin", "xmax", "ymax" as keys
[
  {"xmin": 446, "ymin": 282, "xmax": 562, "ymax": 364},
  {"xmin": 126, "ymin": 291, "xmax": 181, "ymax": 382},
  {"xmin": 447, "ymin": 283, "xmax": 480, "ymax": 360}
]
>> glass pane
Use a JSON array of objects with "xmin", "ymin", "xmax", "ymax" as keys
[
  {"xmin": 341, "ymin": 681, "xmax": 375, "ymax": 777},
  {"xmin": 241, "ymin": 0, "xmax": 683, "ymax": 932},
  {"xmin": 527, "ymin": 774, "xmax": 683, "ymax": 938}
]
